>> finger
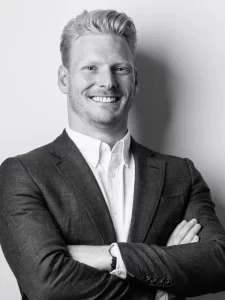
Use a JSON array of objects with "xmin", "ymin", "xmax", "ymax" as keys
[
  {"xmin": 171, "ymin": 220, "xmax": 187, "ymax": 237},
  {"xmin": 166, "ymin": 220, "xmax": 187, "ymax": 246},
  {"xmin": 180, "ymin": 223, "xmax": 201, "ymax": 244},
  {"xmin": 174, "ymin": 218, "xmax": 198, "ymax": 242},
  {"xmin": 169, "ymin": 219, "xmax": 199, "ymax": 246},
  {"xmin": 190, "ymin": 235, "xmax": 199, "ymax": 243}
]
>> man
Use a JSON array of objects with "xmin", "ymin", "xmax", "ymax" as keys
[{"xmin": 0, "ymin": 9, "xmax": 225, "ymax": 300}]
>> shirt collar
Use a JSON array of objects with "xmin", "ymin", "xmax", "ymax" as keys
[{"xmin": 66, "ymin": 126, "xmax": 131, "ymax": 168}]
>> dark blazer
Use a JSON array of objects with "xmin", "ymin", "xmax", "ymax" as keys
[{"xmin": 1, "ymin": 130, "xmax": 225, "ymax": 300}]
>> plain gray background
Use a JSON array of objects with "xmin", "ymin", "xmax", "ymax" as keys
[{"xmin": 0, "ymin": 1, "xmax": 225, "ymax": 299}]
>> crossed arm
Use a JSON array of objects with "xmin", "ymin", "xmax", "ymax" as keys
[
  {"xmin": 1, "ymin": 157, "xmax": 225, "ymax": 300},
  {"xmin": 67, "ymin": 219, "xmax": 201, "ymax": 272},
  {"xmin": 68, "ymin": 219, "xmax": 201, "ymax": 300}
]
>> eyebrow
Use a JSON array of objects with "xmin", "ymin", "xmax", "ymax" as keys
[{"xmin": 78, "ymin": 61, "xmax": 134, "ymax": 69}]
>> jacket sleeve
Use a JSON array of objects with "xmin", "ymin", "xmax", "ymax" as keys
[
  {"xmin": 117, "ymin": 158, "xmax": 225, "ymax": 298},
  {"xmin": 0, "ymin": 157, "xmax": 137, "ymax": 300}
]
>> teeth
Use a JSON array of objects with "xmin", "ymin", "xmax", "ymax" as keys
[{"xmin": 91, "ymin": 96, "xmax": 117, "ymax": 103}]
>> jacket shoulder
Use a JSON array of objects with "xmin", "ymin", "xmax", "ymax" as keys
[
  {"xmin": 153, "ymin": 151, "xmax": 187, "ymax": 165},
  {"xmin": 1, "ymin": 130, "xmax": 72, "ymax": 170},
  {"xmin": 134, "ymin": 140, "xmax": 188, "ymax": 165},
  {"xmin": 1, "ymin": 141, "xmax": 53, "ymax": 167}
]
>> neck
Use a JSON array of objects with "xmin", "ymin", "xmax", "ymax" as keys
[{"xmin": 68, "ymin": 119, "xmax": 128, "ymax": 149}]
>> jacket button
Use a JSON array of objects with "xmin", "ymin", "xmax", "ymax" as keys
[
  {"xmin": 163, "ymin": 277, "xmax": 170, "ymax": 285},
  {"xmin": 142, "ymin": 274, "xmax": 148, "ymax": 282},
  {"xmin": 147, "ymin": 276, "xmax": 155, "ymax": 283},
  {"xmin": 156, "ymin": 276, "xmax": 163, "ymax": 284}
]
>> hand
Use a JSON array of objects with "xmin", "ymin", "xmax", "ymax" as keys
[
  {"xmin": 156, "ymin": 219, "xmax": 201, "ymax": 300},
  {"xmin": 166, "ymin": 218, "xmax": 201, "ymax": 246},
  {"xmin": 67, "ymin": 245, "xmax": 111, "ymax": 272}
]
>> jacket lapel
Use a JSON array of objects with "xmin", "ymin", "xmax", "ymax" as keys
[
  {"xmin": 128, "ymin": 138, "xmax": 166, "ymax": 243},
  {"xmin": 51, "ymin": 130, "xmax": 117, "ymax": 245}
]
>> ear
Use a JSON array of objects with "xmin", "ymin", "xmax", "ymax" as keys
[
  {"xmin": 58, "ymin": 65, "xmax": 69, "ymax": 94},
  {"xmin": 134, "ymin": 68, "xmax": 139, "ymax": 96}
]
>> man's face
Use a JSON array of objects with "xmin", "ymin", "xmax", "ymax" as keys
[{"xmin": 64, "ymin": 34, "xmax": 137, "ymax": 129}]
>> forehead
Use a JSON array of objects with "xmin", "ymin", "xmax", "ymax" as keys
[{"xmin": 70, "ymin": 34, "xmax": 134, "ymax": 67}]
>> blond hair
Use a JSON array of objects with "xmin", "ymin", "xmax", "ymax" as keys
[{"xmin": 60, "ymin": 9, "xmax": 137, "ymax": 68}]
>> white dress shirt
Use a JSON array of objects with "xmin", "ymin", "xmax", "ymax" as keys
[
  {"xmin": 66, "ymin": 126, "xmax": 135, "ymax": 278},
  {"xmin": 66, "ymin": 127, "xmax": 170, "ymax": 299}
]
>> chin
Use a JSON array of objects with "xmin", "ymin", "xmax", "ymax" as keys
[{"xmin": 91, "ymin": 115, "xmax": 121, "ymax": 127}]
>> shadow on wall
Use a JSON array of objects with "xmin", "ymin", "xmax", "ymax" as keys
[
  {"xmin": 215, "ymin": 198, "xmax": 225, "ymax": 229},
  {"xmin": 129, "ymin": 51, "xmax": 225, "ymax": 300},
  {"xmin": 192, "ymin": 192, "xmax": 225, "ymax": 300},
  {"xmin": 129, "ymin": 50, "xmax": 172, "ymax": 152}
]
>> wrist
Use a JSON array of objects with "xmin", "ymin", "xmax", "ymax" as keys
[
  {"xmin": 99, "ymin": 245, "xmax": 112, "ymax": 272},
  {"xmin": 108, "ymin": 244, "xmax": 117, "ymax": 271}
]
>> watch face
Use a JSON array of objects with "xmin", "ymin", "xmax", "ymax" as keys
[
  {"xmin": 108, "ymin": 244, "xmax": 117, "ymax": 271},
  {"xmin": 111, "ymin": 256, "xmax": 117, "ymax": 271}
]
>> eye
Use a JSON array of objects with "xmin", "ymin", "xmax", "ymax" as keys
[
  {"xmin": 115, "ymin": 66, "xmax": 130, "ymax": 75},
  {"xmin": 84, "ymin": 65, "xmax": 97, "ymax": 71}
]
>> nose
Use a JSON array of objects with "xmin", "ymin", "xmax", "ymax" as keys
[{"xmin": 97, "ymin": 68, "xmax": 117, "ymax": 89}]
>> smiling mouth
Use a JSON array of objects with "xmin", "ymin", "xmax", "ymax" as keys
[{"xmin": 89, "ymin": 96, "xmax": 120, "ymax": 103}]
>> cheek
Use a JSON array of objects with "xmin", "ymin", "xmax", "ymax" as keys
[
  {"xmin": 79, "ymin": 75, "xmax": 96, "ymax": 93},
  {"xmin": 69, "ymin": 77, "xmax": 93, "ymax": 95},
  {"xmin": 121, "ymin": 77, "xmax": 135, "ymax": 95}
]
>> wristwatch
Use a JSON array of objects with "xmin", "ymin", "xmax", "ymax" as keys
[{"xmin": 108, "ymin": 244, "xmax": 117, "ymax": 271}]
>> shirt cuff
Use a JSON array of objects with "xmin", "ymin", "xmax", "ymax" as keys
[
  {"xmin": 155, "ymin": 290, "xmax": 169, "ymax": 300},
  {"xmin": 155, "ymin": 290, "xmax": 176, "ymax": 300},
  {"xmin": 109, "ymin": 243, "xmax": 127, "ymax": 279}
]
